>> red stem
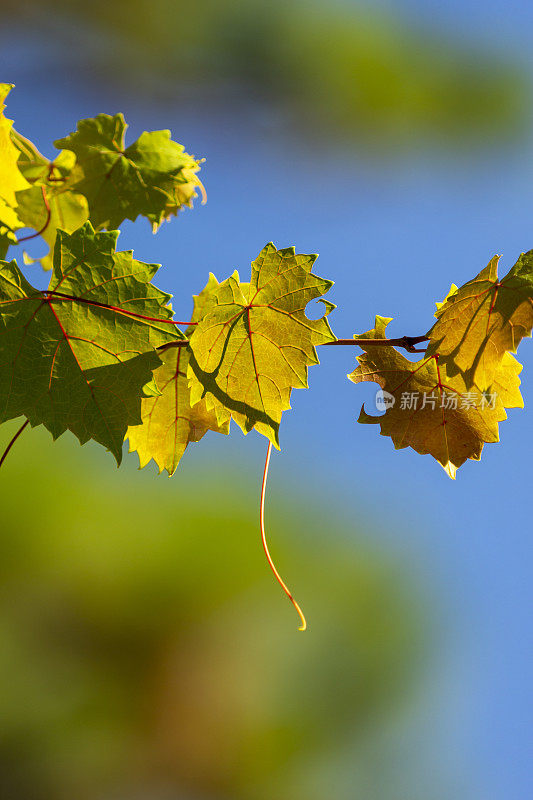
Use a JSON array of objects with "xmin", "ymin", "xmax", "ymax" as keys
[
  {"xmin": 0, "ymin": 419, "xmax": 29, "ymax": 470},
  {"xmin": 43, "ymin": 290, "xmax": 197, "ymax": 327},
  {"xmin": 260, "ymin": 441, "xmax": 307, "ymax": 631}
]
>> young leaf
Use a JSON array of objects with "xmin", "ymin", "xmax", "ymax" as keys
[
  {"xmin": 10, "ymin": 128, "xmax": 50, "ymax": 181},
  {"xmin": 0, "ymin": 128, "xmax": 88, "ymax": 268},
  {"xmin": 8, "ymin": 133, "xmax": 90, "ymax": 270},
  {"xmin": 54, "ymin": 113, "xmax": 203, "ymax": 230},
  {"xmin": 15, "ymin": 181, "xmax": 89, "ymax": 271},
  {"xmin": 127, "ymin": 274, "xmax": 229, "ymax": 475},
  {"xmin": 187, "ymin": 243, "xmax": 335, "ymax": 447},
  {"xmin": 12, "ymin": 129, "xmax": 80, "ymax": 183},
  {"xmin": 0, "ymin": 84, "xmax": 30, "ymax": 206},
  {"xmin": 0, "ymin": 223, "xmax": 181, "ymax": 462},
  {"xmin": 426, "ymin": 252, "xmax": 533, "ymax": 390},
  {"xmin": 349, "ymin": 316, "xmax": 523, "ymax": 479}
]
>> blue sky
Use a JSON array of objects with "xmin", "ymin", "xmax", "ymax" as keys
[{"xmin": 2, "ymin": 2, "xmax": 532, "ymax": 797}]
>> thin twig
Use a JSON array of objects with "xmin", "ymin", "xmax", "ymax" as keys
[
  {"xmin": 157, "ymin": 334, "xmax": 429, "ymax": 353},
  {"xmin": 0, "ymin": 419, "xmax": 29, "ymax": 470},
  {"xmin": 260, "ymin": 441, "xmax": 307, "ymax": 632},
  {"xmin": 321, "ymin": 335, "xmax": 429, "ymax": 353}
]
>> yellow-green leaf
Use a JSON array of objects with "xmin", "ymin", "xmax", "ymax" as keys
[
  {"xmin": 426, "ymin": 252, "xmax": 533, "ymax": 389},
  {"xmin": 127, "ymin": 274, "xmax": 229, "ymax": 475},
  {"xmin": 55, "ymin": 113, "xmax": 203, "ymax": 230},
  {"xmin": 15, "ymin": 183, "xmax": 88, "ymax": 271},
  {"xmin": 187, "ymin": 243, "xmax": 335, "ymax": 447},
  {"xmin": 349, "ymin": 316, "xmax": 522, "ymax": 479},
  {"xmin": 8, "ymin": 131, "xmax": 90, "ymax": 270}
]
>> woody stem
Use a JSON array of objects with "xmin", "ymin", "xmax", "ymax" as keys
[{"xmin": 157, "ymin": 335, "xmax": 430, "ymax": 353}]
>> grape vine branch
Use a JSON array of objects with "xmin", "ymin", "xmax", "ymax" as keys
[{"xmin": 1, "ymin": 84, "xmax": 531, "ymax": 629}]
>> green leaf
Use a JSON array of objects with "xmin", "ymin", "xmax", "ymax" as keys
[
  {"xmin": 127, "ymin": 348, "xmax": 230, "ymax": 475},
  {"xmin": 349, "ymin": 316, "xmax": 523, "ymax": 479},
  {"xmin": 9, "ymin": 131, "xmax": 90, "ymax": 270},
  {"xmin": 188, "ymin": 243, "xmax": 335, "ymax": 447},
  {"xmin": 15, "ymin": 183, "xmax": 89, "ymax": 271},
  {"xmin": 127, "ymin": 274, "xmax": 230, "ymax": 475},
  {"xmin": 426, "ymin": 252, "xmax": 533, "ymax": 390},
  {"xmin": 0, "ymin": 222, "xmax": 181, "ymax": 462},
  {"xmin": 54, "ymin": 113, "xmax": 203, "ymax": 230},
  {"xmin": 11, "ymin": 128, "xmax": 51, "ymax": 182}
]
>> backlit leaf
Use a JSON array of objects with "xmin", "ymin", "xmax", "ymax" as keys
[
  {"xmin": 127, "ymin": 274, "xmax": 229, "ymax": 475},
  {"xmin": 9, "ymin": 132, "xmax": 89, "ymax": 270},
  {"xmin": 426, "ymin": 252, "xmax": 533, "ymax": 390},
  {"xmin": 11, "ymin": 128, "xmax": 51, "ymax": 182},
  {"xmin": 188, "ymin": 243, "xmax": 335, "ymax": 446},
  {"xmin": 0, "ymin": 222, "xmax": 181, "ymax": 462},
  {"xmin": 349, "ymin": 316, "xmax": 522, "ymax": 479},
  {"xmin": 55, "ymin": 113, "xmax": 203, "ymax": 230},
  {"xmin": 15, "ymin": 183, "xmax": 89, "ymax": 271},
  {"xmin": 0, "ymin": 84, "xmax": 30, "ymax": 206}
]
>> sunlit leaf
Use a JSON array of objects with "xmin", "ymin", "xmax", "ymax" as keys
[
  {"xmin": 0, "ymin": 223, "xmax": 180, "ymax": 462},
  {"xmin": 0, "ymin": 194, "xmax": 22, "ymax": 230},
  {"xmin": 426, "ymin": 252, "xmax": 533, "ymax": 390},
  {"xmin": 349, "ymin": 316, "xmax": 522, "ymax": 479},
  {"xmin": 15, "ymin": 183, "xmax": 89, "ymax": 271},
  {"xmin": 188, "ymin": 243, "xmax": 335, "ymax": 446},
  {"xmin": 0, "ymin": 84, "xmax": 30, "ymax": 206},
  {"xmin": 127, "ymin": 274, "xmax": 229, "ymax": 475},
  {"xmin": 55, "ymin": 113, "xmax": 203, "ymax": 230}
]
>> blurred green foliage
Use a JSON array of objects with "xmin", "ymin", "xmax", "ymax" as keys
[
  {"xmin": 6, "ymin": 0, "xmax": 529, "ymax": 152},
  {"xmin": 0, "ymin": 420, "xmax": 429, "ymax": 799}
]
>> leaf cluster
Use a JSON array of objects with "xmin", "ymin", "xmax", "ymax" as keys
[
  {"xmin": 0, "ymin": 84, "xmax": 532, "ymax": 480},
  {"xmin": 349, "ymin": 254, "xmax": 533, "ymax": 477}
]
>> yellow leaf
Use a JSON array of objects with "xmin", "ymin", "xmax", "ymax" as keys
[
  {"xmin": 0, "ymin": 84, "xmax": 30, "ymax": 206},
  {"xmin": 426, "ymin": 252, "xmax": 533, "ymax": 390},
  {"xmin": 187, "ymin": 244, "xmax": 335, "ymax": 447},
  {"xmin": 349, "ymin": 316, "xmax": 522, "ymax": 479},
  {"xmin": 127, "ymin": 275, "xmax": 229, "ymax": 475}
]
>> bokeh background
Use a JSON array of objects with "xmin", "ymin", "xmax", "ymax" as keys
[{"xmin": 1, "ymin": 1, "xmax": 532, "ymax": 798}]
